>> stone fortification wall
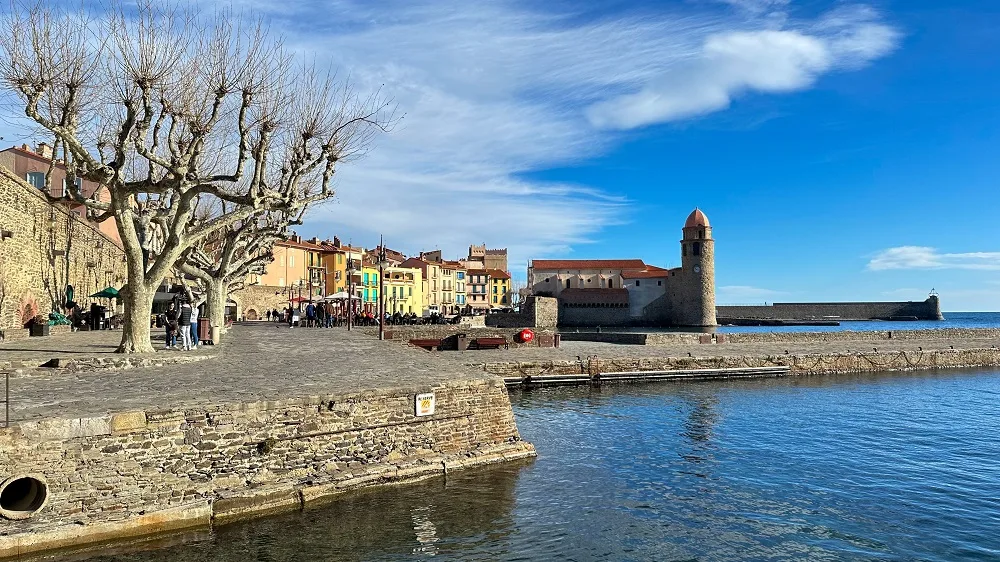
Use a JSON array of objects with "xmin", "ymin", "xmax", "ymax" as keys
[
  {"xmin": 230, "ymin": 285, "xmax": 290, "ymax": 321},
  {"xmin": 558, "ymin": 304, "xmax": 631, "ymax": 327},
  {"xmin": 717, "ymin": 297, "xmax": 943, "ymax": 321},
  {"xmin": 485, "ymin": 296, "xmax": 557, "ymax": 328},
  {"xmin": 0, "ymin": 167, "xmax": 127, "ymax": 333},
  {"xmin": 723, "ymin": 327, "xmax": 1000, "ymax": 344},
  {"xmin": 0, "ymin": 379, "xmax": 534, "ymax": 558},
  {"xmin": 481, "ymin": 347, "xmax": 1000, "ymax": 379}
]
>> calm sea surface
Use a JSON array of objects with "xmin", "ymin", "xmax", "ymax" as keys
[{"xmin": 71, "ymin": 367, "xmax": 1000, "ymax": 561}]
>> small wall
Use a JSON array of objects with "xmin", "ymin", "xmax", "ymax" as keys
[
  {"xmin": 481, "ymin": 347, "xmax": 1000, "ymax": 379},
  {"xmin": 485, "ymin": 296, "xmax": 557, "ymax": 329},
  {"xmin": 381, "ymin": 326, "xmax": 557, "ymax": 349},
  {"xmin": 0, "ymin": 378, "xmax": 535, "ymax": 559},
  {"xmin": 724, "ymin": 328, "xmax": 1000, "ymax": 344}
]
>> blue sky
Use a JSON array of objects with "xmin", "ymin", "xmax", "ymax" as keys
[{"xmin": 5, "ymin": 0, "xmax": 999, "ymax": 309}]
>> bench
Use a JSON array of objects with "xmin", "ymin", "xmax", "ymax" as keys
[
  {"xmin": 408, "ymin": 338, "xmax": 443, "ymax": 351},
  {"xmin": 472, "ymin": 337, "xmax": 508, "ymax": 350}
]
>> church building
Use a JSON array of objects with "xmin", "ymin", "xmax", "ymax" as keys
[{"xmin": 527, "ymin": 209, "xmax": 716, "ymax": 327}]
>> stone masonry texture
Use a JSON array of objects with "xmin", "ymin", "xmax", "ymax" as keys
[
  {"xmin": 0, "ymin": 166, "xmax": 127, "ymax": 334},
  {"xmin": 0, "ymin": 324, "xmax": 534, "ymax": 558}
]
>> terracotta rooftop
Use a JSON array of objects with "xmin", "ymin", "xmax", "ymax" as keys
[
  {"xmin": 531, "ymin": 259, "xmax": 647, "ymax": 271},
  {"xmin": 486, "ymin": 269, "xmax": 511, "ymax": 279},
  {"xmin": 621, "ymin": 266, "xmax": 674, "ymax": 279},
  {"xmin": 684, "ymin": 208, "xmax": 710, "ymax": 228},
  {"xmin": 558, "ymin": 288, "xmax": 629, "ymax": 305}
]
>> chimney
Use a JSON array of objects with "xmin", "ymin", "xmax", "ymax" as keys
[
  {"xmin": 37, "ymin": 142, "xmax": 52, "ymax": 158},
  {"xmin": 333, "ymin": 236, "xmax": 342, "ymax": 248},
  {"xmin": 309, "ymin": 237, "xmax": 320, "ymax": 245}
]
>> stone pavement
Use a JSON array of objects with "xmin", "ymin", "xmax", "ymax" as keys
[
  {"xmin": 3, "ymin": 323, "xmax": 488, "ymax": 424},
  {"xmin": 0, "ymin": 328, "xmax": 216, "ymax": 368}
]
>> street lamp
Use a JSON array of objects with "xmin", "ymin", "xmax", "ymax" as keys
[
  {"xmin": 346, "ymin": 261, "xmax": 356, "ymax": 331},
  {"xmin": 377, "ymin": 235, "xmax": 389, "ymax": 340}
]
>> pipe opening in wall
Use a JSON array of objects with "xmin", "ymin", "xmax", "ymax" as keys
[{"xmin": 0, "ymin": 475, "xmax": 49, "ymax": 520}]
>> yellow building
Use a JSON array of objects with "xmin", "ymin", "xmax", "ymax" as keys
[
  {"xmin": 321, "ymin": 243, "xmax": 363, "ymax": 295},
  {"xmin": 383, "ymin": 266, "xmax": 423, "ymax": 314},
  {"xmin": 488, "ymin": 269, "xmax": 511, "ymax": 308}
]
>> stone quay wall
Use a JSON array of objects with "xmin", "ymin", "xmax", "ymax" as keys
[
  {"xmin": 0, "ymin": 166, "xmax": 127, "ymax": 334},
  {"xmin": 480, "ymin": 347, "xmax": 1000, "ymax": 379},
  {"xmin": 723, "ymin": 328, "xmax": 1000, "ymax": 345},
  {"xmin": 558, "ymin": 332, "xmax": 709, "ymax": 345},
  {"xmin": 716, "ymin": 297, "xmax": 943, "ymax": 321},
  {"xmin": 378, "ymin": 325, "xmax": 559, "ymax": 349},
  {"xmin": 0, "ymin": 378, "xmax": 535, "ymax": 559}
]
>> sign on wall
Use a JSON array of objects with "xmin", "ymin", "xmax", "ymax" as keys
[{"xmin": 415, "ymin": 393, "xmax": 435, "ymax": 417}]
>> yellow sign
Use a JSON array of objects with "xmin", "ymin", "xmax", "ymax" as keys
[{"xmin": 415, "ymin": 393, "xmax": 435, "ymax": 417}]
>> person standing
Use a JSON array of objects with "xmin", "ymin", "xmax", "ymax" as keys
[
  {"xmin": 305, "ymin": 301, "xmax": 316, "ymax": 327},
  {"xmin": 266, "ymin": 309, "xmax": 272, "ymax": 322},
  {"xmin": 190, "ymin": 303, "xmax": 200, "ymax": 348},
  {"xmin": 164, "ymin": 302, "xmax": 178, "ymax": 349},
  {"xmin": 315, "ymin": 302, "xmax": 324, "ymax": 328},
  {"xmin": 179, "ymin": 300, "xmax": 194, "ymax": 351}
]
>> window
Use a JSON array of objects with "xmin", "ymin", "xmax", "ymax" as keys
[
  {"xmin": 693, "ymin": 242, "xmax": 701, "ymax": 256},
  {"xmin": 658, "ymin": 280, "xmax": 662, "ymax": 286},
  {"xmin": 565, "ymin": 279, "xmax": 571, "ymax": 289},
  {"xmin": 26, "ymin": 172, "xmax": 45, "ymax": 189},
  {"xmin": 698, "ymin": 230, "xmax": 704, "ymax": 239},
  {"xmin": 636, "ymin": 280, "xmax": 640, "ymax": 286},
  {"xmin": 279, "ymin": 256, "xmax": 285, "ymax": 266},
  {"xmin": 682, "ymin": 245, "xmax": 687, "ymax": 257},
  {"xmin": 338, "ymin": 254, "xmax": 343, "ymax": 264},
  {"xmin": 62, "ymin": 177, "xmax": 81, "ymax": 197},
  {"xmin": 609, "ymin": 280, "xmax": 614, "ymax": 288},
  {"xmin": 409, "ymin": 288, "xmax": 412, "ymax": 296},
  {"xmin": 545, "ymin": 277, "xmax": 550, "ymax": 283},
  {"xmin": 290, "ymin": 255, "xmax": 295, "ymax": 267}
]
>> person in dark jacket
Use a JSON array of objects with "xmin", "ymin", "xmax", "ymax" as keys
[
  {"xmin": 178, "ymin": 301, "xmax": 194, "ymax": 351},
  {"xmin": 164, "ymin": 302, "xmax": 178, "ymax": 349}
]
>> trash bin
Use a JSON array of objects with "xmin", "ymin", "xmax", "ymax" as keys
[
  {"xmin": 553, "ymin": 333, "xmax": 561, "ymax": 348},
  {"xmin": 456, "ymin": 333, "xmax": 470, "ymax": 351},
  {"xmin": 197, "ymin": 318, "xmax": 210, "ymax": 344}
]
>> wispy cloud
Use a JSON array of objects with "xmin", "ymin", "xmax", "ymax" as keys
[
  {"xmin": 868, "ymin": 246, "xmax": 1000, "ymax": 271},
  {"xmin": 3, "ymin": 0, "xmax": 899, "ymax": 270},
  {"xmin": 717, "ymin": 285, "xmax": 788, "ymax": 304}
]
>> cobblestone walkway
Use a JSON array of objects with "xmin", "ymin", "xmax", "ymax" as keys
[
  {"xmin": 0, "ymin": 329, "xmax": 216, "ymax": 367},
  {"xmin": 4, "ymin": 324, "xmax": 486, "ymax": 423}
]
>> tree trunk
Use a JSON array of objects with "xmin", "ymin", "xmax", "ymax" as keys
[
  {"xmin": 117, "ymin": 281, "xmax": 155, "ymax": 353},
  {"xmin": 206, "ymin": 278, "xmax": 228, "ymax": 332}
]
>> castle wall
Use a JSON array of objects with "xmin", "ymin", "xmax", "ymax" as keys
[
  {"xmin": 0, "ymin": 167, "xmax": 127, "ymax": 334},
  {"xmin": 716, "ymin": 297, "xmax": 943, "ymax": 322}
]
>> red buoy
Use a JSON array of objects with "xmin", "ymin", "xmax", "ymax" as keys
[{"xmin": 518, "ymin": 329, "xmax": 535, "ymax": 343}]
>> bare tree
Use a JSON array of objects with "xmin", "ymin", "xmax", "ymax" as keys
[
  {"xmin": 176, "ymin": 205, "xmax": 296, "ymax": 330},
  {"xmin": 0, "ymin": 2, "xmax": 394, "ymax": 352}
]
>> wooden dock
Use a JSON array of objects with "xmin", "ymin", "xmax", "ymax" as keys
[{"xmin": 503, "ymin": 366, "xmax": 791, "ymax": 388}]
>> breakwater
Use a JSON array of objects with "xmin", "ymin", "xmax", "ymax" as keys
[
  {"xmin": 717, "ymin": 296, "xmax": 943, "ymax": 322},
  {"xmin": 479, "ymin": 347, "xmax": 1000, "ymax": 382}
]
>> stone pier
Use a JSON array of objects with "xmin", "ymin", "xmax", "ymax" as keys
[{"xmin": 0, "ymin": 325, "xmax": 534, "ymax": 559}]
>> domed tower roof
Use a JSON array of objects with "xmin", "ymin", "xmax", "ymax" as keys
[{"xmin": 684, "ymin": 208, "xmax": 710, "ymax": 228}]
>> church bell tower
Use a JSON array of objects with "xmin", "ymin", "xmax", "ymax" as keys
[{"xmin": 679, "ymin": 208, "xmax": 716, "ymax": 327}]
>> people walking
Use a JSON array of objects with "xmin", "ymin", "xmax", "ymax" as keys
[
  {"xmin": 178, "ymin": 300, "xmax": 194, "ymax": 351},
  {"xmin": 266, "ymin": 309, "xmax": 272, "ymax": 322},
  {"xmin": 305, "ymin": 301, "xmax": 316, "ymax": 327},
  {"xmin": 315, "ymin": 302, "xmax": 324, "ymax": 328}
]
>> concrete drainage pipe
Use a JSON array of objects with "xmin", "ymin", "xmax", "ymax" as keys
[{"xmin": 0, "ymin": 474, "xmax": 49, "ymax": 520}]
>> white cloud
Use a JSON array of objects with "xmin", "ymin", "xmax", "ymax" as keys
[
  {"xmin": 868, "ymin": 246, "xmax": 1000, "ymax": 271},
  {"xmin": 586, "ymin": 6, "xmax": 898, "ymax": 129},
  {"xmin": 0, "ymin": 1, "xmax": 899, "ymax": 271},
  {"xmin": 717, "ymin": 285, "xmax": 788, "ymax": 304}
]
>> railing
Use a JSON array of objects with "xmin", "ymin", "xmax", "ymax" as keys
[{"xmin": 2, "ymin": 372, "xmax": 9, "ymax": 428}]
